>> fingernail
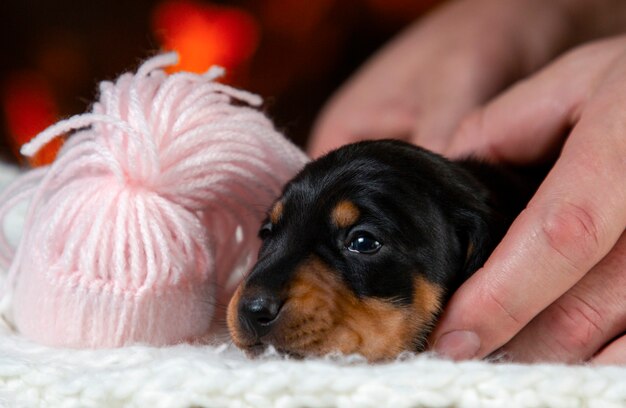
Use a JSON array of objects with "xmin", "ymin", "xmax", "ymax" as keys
[{"xmin": 433, "ymin": 330, "xmax": 481, "ymax": 360}]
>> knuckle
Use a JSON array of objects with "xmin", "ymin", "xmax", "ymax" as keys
[
  {"xmin": 545, "ymin": 294, "xmax": 604, "ymax": 356},
  {"xmin": 539, "ymin": 201, "xmax": 602, "ymax": 272}
]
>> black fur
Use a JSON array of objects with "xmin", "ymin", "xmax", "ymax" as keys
[
  {"xmin": 230, "ymin": 139, "xmax": 544, "ymax": 356},
  {"xmin": 253, "ymin": 140, "xmax": 540, "ymax": 303}
]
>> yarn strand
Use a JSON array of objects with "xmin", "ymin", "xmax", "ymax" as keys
[{"xmin": 0, "ymin": 53, "xmax": 308, "ymax": 347}]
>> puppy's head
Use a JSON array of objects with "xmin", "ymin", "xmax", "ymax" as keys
[{"xmin": 227, "ymin": 140, "xmax": 495, "ymax": 361}]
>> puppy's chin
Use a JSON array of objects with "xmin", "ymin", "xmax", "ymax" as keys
[
  {"xmin": 240, "ymin": 342, "xmax": 267, "ymax": 357},
  {"xmin": 239, "ymin": 333, "xmax": 422, "ymax": 362}
]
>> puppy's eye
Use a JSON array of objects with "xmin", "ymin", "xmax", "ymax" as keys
[
  {"xmin": 259, "ymin": 222, "xmax": 273, "ymax": 240},
  {"xmin": 346, "ymin": 232, "xmax": 382, "ymax": 254}
]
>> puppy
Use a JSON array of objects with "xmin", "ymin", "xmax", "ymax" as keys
[{"xmin": 227, "ymin": 140, "xmax": 542, "ymax": 361}]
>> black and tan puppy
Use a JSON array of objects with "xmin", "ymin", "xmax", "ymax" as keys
[{"xmin": 227, "ymin": 140, "xmax": 541, "ymax": 361}]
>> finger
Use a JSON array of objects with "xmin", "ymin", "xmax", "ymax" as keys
[
  {"xmin": 308, "ymin": 85, "xmax": 418, "ymax": 158},
  {"xmin": 309, "ymin": 61, "xmax": 503, "ymax": 159},
  {"xmin": 592, "ymin": 334, "xmax": 626, "ymax": 365},
  {"xmin": 308, "ymin": 21, "xmax": 431, "ymax": 158},
  {"xmin": 445, "ymin": 39, "xmax": 626, "ymax": 163},
  {"xmin": 308, "ymin": 0, "xmax": 535, "ymax": 159},
  {"xmin": 500, "ymin": 231, "xmax": 626, "ymax": 363},
  {"xmin": 431, "ymin": 144, "xmax": 626, "ymax": 359},
  {"xmin": 429, "ymin": 60, "xmax": 626, "ymax": 361},
  {"xmin": 410, "ymin": 77, "xmax": 498, "ymax": 154}
]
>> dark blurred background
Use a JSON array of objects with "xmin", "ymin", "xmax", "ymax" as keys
[{"xmin": 0, "ymin": 0, "xmax": 442, "ymax": 165}]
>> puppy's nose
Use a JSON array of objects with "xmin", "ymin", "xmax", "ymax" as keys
[{"xmin": 239, "ymin": 293, "xmax": 281, "ymax": 338}]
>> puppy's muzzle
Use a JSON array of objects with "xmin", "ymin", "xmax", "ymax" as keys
[{"xmin": 238, "ymin": 290, "xmax": 282, "ymax": 339}]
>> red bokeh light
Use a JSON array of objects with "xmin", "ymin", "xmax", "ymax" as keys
[{"xmin": 2, "ymin": 72, "xmax": 62, "ymax": 166}]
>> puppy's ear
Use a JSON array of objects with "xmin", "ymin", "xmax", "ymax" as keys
[{"xmin": 453, "ymin": 207, "xmax": 496, "ymax": 281}]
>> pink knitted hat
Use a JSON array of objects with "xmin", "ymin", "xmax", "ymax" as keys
[{"xmin": 0, "ymin": 53, "xmax": 308, "ymax": 347}]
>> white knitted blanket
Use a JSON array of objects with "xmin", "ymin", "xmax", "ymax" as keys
[{"xmin": 1, "ymin": 163, "xmax": 625, "ymax": 408}]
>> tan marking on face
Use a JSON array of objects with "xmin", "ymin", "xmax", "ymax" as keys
[
  {"xmin": 269, "ymin": 201, "xmax": 283, "ymax": 224},
  {"xmin": 411, "ymin": 275, "xmax": 444, "ymax": 350},
  {"xmin": 226, "ymin": 283, "xmax": 247, "ymax": 348},
  {"xmin": 260, "ymin": 257, "xmax": 445, "ymax": 361},
  {"xmin": 331, "ymin": 200, "xmax": 360, "ymax": 229}
]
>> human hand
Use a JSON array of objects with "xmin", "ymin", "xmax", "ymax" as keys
[
  {"xmin": 429, "ymin": 36, "xmax": 626, "ymax": 364},
  {"xmin": 308, "ymin": 0, "xmax": 626, "ymax": 158}
]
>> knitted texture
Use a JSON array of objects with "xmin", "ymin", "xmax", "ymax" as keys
[
  {"xmin": 1, "ymin": 136, "xmax": 626, "ymax": 408},
  {"xmin": 0, "ymin": 54, "xmax": 308, "ymax": 348},
  {"xmin": 1, "ymin": 325, "xmax": 626, "ymax": 408}
]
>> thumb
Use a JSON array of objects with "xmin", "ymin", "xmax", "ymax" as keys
[{"xmin": 429, "ymin": 42, "xmax": 626, "ymax": 360}]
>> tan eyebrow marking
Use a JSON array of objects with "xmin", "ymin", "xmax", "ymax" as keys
[
  {"xmin": 331, "ymin": 200, "xmax": 360, "ymax": 229},
  {"xmin": 269, "ymin": 201, "xmax": 284, "ymax": 224}
]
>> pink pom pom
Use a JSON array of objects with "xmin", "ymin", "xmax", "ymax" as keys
[{"xmin": 0, "ymin": 53, "xmax": 308, "ymax": 347}]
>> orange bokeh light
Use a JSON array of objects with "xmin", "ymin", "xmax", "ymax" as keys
[{"xmin": 152, "ymin": 1, "xmax": 259, "ymax": 74}]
